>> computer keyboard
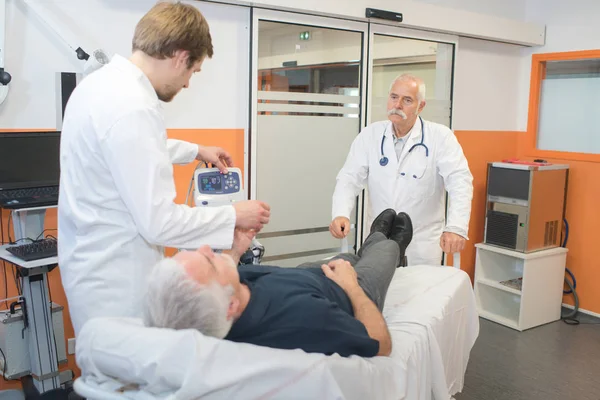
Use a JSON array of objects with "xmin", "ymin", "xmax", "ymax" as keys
[
  {"xmin": 0, "ymin": 186, "xmax": 58, "ymax": 199},
  {"xmin": 0, "ymin": 186, "xmax": 59, "ymax": 209},
  {"xmin": 6, "ymin": 238, "xmax": 58, "ymax": 262}
]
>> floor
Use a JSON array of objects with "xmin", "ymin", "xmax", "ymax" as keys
[{"xmin": 455, "ymin": 311, "xmax": 600, "ymax": 400}]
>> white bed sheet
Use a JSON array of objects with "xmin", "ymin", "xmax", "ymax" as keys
[{"xmin": 74, "ymin": 266, "xmax": 479, "ymax": 400}]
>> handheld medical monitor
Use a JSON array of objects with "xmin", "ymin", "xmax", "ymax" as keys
[
  {"xmin": 194, "ymin": 167, "xmax": 245, "ymax": 207},
  {"xmin": 197, "ymin": 170, "xmax": 240, "ymax": 195}
]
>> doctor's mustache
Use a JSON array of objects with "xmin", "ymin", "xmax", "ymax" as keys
[{"xmin": 388, "ymin": 108, "xmax": 407, "ymax": 119}]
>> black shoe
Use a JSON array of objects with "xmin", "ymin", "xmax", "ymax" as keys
[
  {"xmin": 370, "ymin": 208, "xmax": 397, "ymax": 238},
  {"xmin": 390, "ymin": 212, "xmax": 413, "ymax": 267}
]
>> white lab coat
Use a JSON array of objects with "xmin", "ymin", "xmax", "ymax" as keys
[
  {"xmin": 58, "ymin": 55, "xmax": 236, "ymax": 335},
  {"xmin": 332, "ymin": 118, "xmax": 473, "ymax": 266}
]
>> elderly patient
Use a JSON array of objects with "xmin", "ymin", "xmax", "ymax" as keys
[{"xmin": 143, "ymin": 209, "xmax": 412, "ymax": 358}]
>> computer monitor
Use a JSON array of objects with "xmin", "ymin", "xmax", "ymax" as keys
[{"xmin": 0, "ymin": 131, "xmax": 61, "ymax": 190}]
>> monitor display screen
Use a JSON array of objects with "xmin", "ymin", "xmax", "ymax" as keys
[
  {"xmin": 200, "ymin": 175, "xmax": 222, "ymax": 192},
  {"xmin": 0, "ymin": 132, "xmax": 61, "ymax": 190}
]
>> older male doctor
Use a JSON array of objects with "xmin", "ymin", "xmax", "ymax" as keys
[{"xmin": 330, "ymin": 74, "xmax": 473, "ymax": 266}]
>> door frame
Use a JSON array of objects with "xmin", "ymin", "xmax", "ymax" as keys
[{"xmin": 249, "ymin": 8, "xmax": 369, "ymax": 253}]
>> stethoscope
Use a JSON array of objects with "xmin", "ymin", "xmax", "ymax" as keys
[{"xmin": 379, "ymin": 116, "xmax": 429, "ymax": 167}]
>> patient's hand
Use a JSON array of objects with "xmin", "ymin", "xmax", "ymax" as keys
[
  {"xmin": 228, "ymin": 229, "xmax": 256, "ymax": 261},
  {"xmin": 321, "ymin": 259, "xmax": 359, "ymax": 293}
]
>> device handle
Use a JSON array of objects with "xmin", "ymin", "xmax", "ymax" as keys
[
  {"xmin": 339, "ymin": 224, "xmax": 356, "ymax": 253},
  {"xmin": 453, "ymin": 252, "xmax": 461, "ymax": 269},
  {"xmin": 341, "ymin": 238, "xmax": 349, "ymax": 253}
]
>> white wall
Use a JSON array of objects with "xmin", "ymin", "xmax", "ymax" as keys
[
  {"xmin": 413, "ymin": 0, "xmax": 527, "ymax": 21},
  {"xmin": 410, "ymin": 0, "xmax": 530, "ymax": 132},
  {"xmin": 517, "ymin": 0, "xmax": 600, "ymax": 131},
  {"xmin": 0, "ymin": 0, "xmax": 250, "ymax": 130},
  {"xmin": 214, "ymin": 0, "xmax": 545, "ymax": 46},
  {"xmin": 453, "ymin": 37, "xmax": 524, "ymax": 131}
]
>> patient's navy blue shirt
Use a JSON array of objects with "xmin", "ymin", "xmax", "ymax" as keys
[{"xmin": 224, "ymin": 265, "xmax": 379, "ymax": 357}]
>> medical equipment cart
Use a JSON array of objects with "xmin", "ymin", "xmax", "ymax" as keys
[{"xmin": 0, "ymin": 205, "xmax": 70, "ymax": 395}]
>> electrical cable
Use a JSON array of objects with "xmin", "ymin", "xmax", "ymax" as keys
[
  {"xmin": 562, "ymin": 219, "xmax": 575, "ymax": 294},
  {"xmin": 13, "ymin": 266, "xmax": 21, "ymax": 296},
  {"xmin": 559, "ymin": 218, "xmax": 595, "ymax": 325},
  {"xmin": 0, "ymin": 347, "xmax": 10, "ymax": 382},
  {"xmin": 0, "ymin": 209, "xmax": 4, "ymax": 244},
  {"xmin": 562, "ymin": 269, "xmax": 579, "ymax": 325},
  {"xmin": 2, "ymin": 264, "xmax": 7, "ymax": 310},
  {"xmin": 184, "ymin": 168, "xmax": 196, "ymax": 208},
  {"xmin": 1, "ymin": 210, "xmax": 8, "ymax": 309},
  {"xmin": 35, "ymin": 229, "xmax": 58, "ymax": 241},
  {"xmin": 184, "ymin": 162, "xmax": 211, "ymax": 207},
  {"xmin": 7, "ymin": 212, "xmax": 12, "ymax": 244}
]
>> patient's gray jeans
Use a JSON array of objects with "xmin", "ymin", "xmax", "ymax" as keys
[{"xmin": 296, "ymin": 232, "xmax": 400, "ymax": 312}]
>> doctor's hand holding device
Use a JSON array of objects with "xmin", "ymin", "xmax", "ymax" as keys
[
  {"xmin": 331, "ymin": 73, "xmax": 473, "ymax": 267},
  {"xmin": 192, "ymin": 166, "xmax": 266, "ymax": 264},
  {"xmin": 194, "ymin": 146, "xmax": 271, "ymax": 232}
]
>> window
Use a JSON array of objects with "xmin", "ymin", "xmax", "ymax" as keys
[{"xmin": 527, "ymin": 50, "xmax": 600, "ymax": 162}]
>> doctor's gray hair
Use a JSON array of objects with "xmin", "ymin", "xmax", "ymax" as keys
[
  {"xmin": 143, "ymin": 257, "xmax": 234, "ymax": 339},
  {"xmin": 389, "ymin": 73, "xmax": 426, "ymax": 103}
]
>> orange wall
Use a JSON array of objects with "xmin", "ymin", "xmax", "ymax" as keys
[
  {"xmin": 514, "ymin": 155, "xmax": 600, "ymax": 312},
  {"xmin": 456, "ymin": 130, "xmax": 600, "ymax": 315},
  {"xmin": 453, "ymin": 131, "xmax": 520, "ymax": 280},
  {"xmin": 0, "ymin": 128, "xmax": 244, "ymax": 390}
]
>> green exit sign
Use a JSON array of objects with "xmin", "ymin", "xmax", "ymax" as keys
[{"xmin": 299, "ymin": 31, "xmax": 310, "ymax": 40}]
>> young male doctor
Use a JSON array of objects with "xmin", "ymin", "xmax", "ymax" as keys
[
  {"xmin": 58, "ymin": 1, "xmax": 270, "ymax": 335},
  {"xmin": 330, "ymin": 74, "xmax": 473, "ymax": 266}
]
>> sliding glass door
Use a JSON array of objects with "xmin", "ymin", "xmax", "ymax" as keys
[
  {"xmin": 248, "ymin": 11, "xmax": 458, "ymax": 267},
  {"xmin": 250, "ymin": 10, "xmax": 368, "ymax": 266}
]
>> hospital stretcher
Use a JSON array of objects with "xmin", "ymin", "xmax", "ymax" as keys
[{"xmin": 73, "ymin": 265, "xmax": 479, "ymax": 400}]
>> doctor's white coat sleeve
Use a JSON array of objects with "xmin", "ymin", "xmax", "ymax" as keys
[
  {"xmin": 166, "ymin": 139, "xmax": 199, "ymax": 165},
  {"xmin": 436, "ymin": 130, "xmax": 474, "ymax": 240},
  {"xmin": 332, "ymin": 132, "xmax": 370, "ymax": 220},
  {"xmin": 98, "ymin": 108, "xmax": 236, "ymax": 249}
]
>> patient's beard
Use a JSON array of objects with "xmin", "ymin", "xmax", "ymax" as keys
[
  {"xmin": 212, "ymin": 284, "xmax": 235, "ymax": 339},
  {"xmin": 214, "ymin": 318, "xmax": 234, "ymax": 339}
]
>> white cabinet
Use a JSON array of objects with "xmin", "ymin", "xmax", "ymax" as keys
[{"xmin": 474, "ymin": 243, "xmax": 568, "ymax": 331}]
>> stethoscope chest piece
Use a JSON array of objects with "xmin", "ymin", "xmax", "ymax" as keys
[{"xmin": 380, "ymin": 116, "xmax": 428, "ymax": 170}]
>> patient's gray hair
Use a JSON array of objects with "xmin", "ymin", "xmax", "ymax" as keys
[
  {"xmin": 143, "ymin": 257, "xmax": 234, "ymax": 339},
  {"xmin": 389, "ymin": 73, "xmax": 426, "ymax": 103}
]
